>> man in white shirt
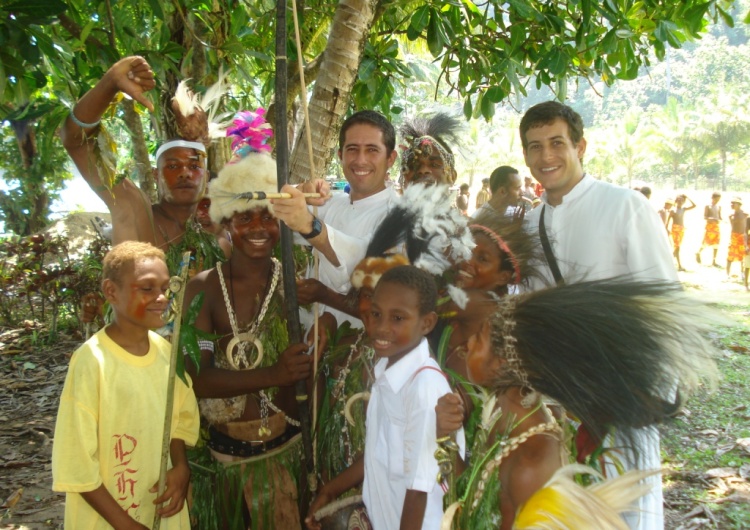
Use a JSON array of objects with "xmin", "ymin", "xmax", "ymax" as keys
[
  {"xmin": 273, "ymin": 111, "xmax": 399, "ymax": 327},
  {"xmin": 472, "ymin": 165, "xmax": 524, "ymax": 218},
  {"xmin": 522, "ymin": 101, "xmax": 675, "ymax": 530}
]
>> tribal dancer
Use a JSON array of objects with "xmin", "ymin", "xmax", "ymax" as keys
[
  {"xmin": 399, "ymin": 112, "xmax": 463, "ymax": 188},
  {"xmin": 436, "ymin": 279, "xmax": 719, "ymax": 529},
  {"xmin": 183, "ymin": 111, "xmax": 331, "ymax": 529}
]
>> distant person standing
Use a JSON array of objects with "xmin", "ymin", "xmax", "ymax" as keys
[
  {"xmin": 727, "ymin": 197, "xmax": 747, "ymax": 280},
  {"xmin": 475, "ymin": 178, "xmax": 491, "ymax": 209},
  {"xmin": 666, "ymin": 194, "xmax": 696, "ymax": 271},
  {"xmin": 744, "ymin": 216, "xmax": 750, "ymax": 291},
  {"xmin": 472, "ymin": 165, "xmax": 522, "ymax": 218},
  {"xmin": 456, "ymin": 183, "xmax": 470, "ymax": 215},
  {"xmin": 696, "ymin": 192, "xmax": 722, "ymax": 267},
  {"xmin": 522, "ymin": 175, "xmax": 537, "ymax": 201},
  {"xmin": 658, "ymin": 198, "xmax": 674, "ymax": 232}
]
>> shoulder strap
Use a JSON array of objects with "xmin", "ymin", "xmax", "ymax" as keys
[
  {"xmin": 539, "ymin": 205, "xmax": 565, "ymax": 286},
  {"xmin": 410, "ymin": 365, "xmax": 448, "ymax": 383}
]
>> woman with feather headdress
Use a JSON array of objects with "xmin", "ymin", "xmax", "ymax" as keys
[{"xmin": 436, "ymin": 279, "xmax": 719, "ymax": 529}]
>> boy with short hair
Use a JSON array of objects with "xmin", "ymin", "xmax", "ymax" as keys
[
  {"xmin": 306, "ymin": 265, "xmax": 463, "ymax": 530},
  {"xmin": 666, "ymin": 194, "xmax": 696, "ymax": 271},
  {"xmin": 52, "ymin": 241, "xmax": 199, "ymax": 529}
]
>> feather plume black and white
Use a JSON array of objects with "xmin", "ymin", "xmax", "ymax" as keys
[
  {"xmin": 486, "ymin": 278, "xmax": 721, "ymax": 443},
  {"xmin": 366, "ymin": 182, "xmax": 475, "ymax": 275}
]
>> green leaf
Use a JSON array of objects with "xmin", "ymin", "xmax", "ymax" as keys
[
  {"xmin": 426, "ymin": 9, "xmax": 444, "ymax": 57},
  {"xmin": 463, "ymin": 97, "xmax": 472, "ymax": 120},
  {"xmin": 545, "ymin": 48, "xmax": 568, "ymax": 76},
  {"xmin": 357, "ymin": 57, "xmax": 375, "ymax": 82},
  {"xmin": 472, "ymin": 92, "xmax": 483, "ymax": 119},
  {"xmin": 507, "ymin": 0, "xmax": 534, "ymax": 19},
  {"xmin": 410, "ymin": 5, "xmax": 430, "ymax": 35},
  {"xmin": 717, "ymin": 6, "xmax": 734, "ymax": 28},
  {"xmin": 510, "ymin": 24, "xmax": 525, "ymax": 52},
  {"xmin": 744, "ymin": 10, "xmax": 750, "ymax": 24},
  {"xmin": 485, "ymin": 85, "xmax": 505, "ymax": 103},
  {"xmin": 480, "ymin": 92, "xmax": 495, "ymax": 120}
]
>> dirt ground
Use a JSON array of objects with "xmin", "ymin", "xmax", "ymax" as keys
[{"xmin": 1, "ymin": 196, "xmax": 749, "ymax": 529}]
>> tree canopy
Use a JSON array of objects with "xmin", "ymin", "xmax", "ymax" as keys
[{"xmin": 0, "ymin": 0, "xmax": 746, "ymax": 233}]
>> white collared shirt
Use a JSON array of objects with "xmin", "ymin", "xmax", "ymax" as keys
[
  {"xmin": 524, "ymin": 174, "xmax": 678, "ymax": 288},
  {"xmin": 363, "ymin": 338, "xmax": 464, "ymax": 530},
  {"xmin": 300, "ymin": 187, "xmax": 399, "ymax": 328}
]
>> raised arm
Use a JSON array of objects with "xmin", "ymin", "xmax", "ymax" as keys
[
  {"xmin": 61, "ymin": 57, "xmax": 155, "ymax": 204},
  {"xmin": 61, "ymin": 57, "xmax": 157, "ymax": 245}
]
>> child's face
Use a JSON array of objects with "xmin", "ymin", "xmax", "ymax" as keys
[
  {"xmin": 104, "ymin": 257, "xmax": 170, "ymax": 330},
  {"xmin": 226, "ymin": 207, "xmax": 280, "ymax": 259},
  {"xmin": 465, "ymin": 320, "xmax": 503, "ymax": 387},
  {"xmin": 366, "ymin": 281, "xmax": 437, "ymax": 367},
  {"xmin": 456, "ymin": 232, "xmax": 511, "ymax": 291},
  {"xmin": 357, "ymin": 286, "xmax": 375, "ymax": 318},
  {"xmin": 196, "ymin": 197, "xmax": 213, "ymax": 229}
]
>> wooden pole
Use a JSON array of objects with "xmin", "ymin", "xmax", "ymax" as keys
[
  {"xmin": 275, "ymin": 0, "xmax": 316, "ymax": 513},
  {"xmin": 152, "ymin": 251, "xmax": 192, "ymax": 530}
]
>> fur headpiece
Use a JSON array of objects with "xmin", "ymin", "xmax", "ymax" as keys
[
  {"xmin": 399, "ymin": 113, "xmax": 464, "ymax": 188},
  {"xmin": 351, "ymin": 254, "xmax": 410, "ymax": 290},
  {"xmin": 208, "ymin": 109, "xmax": 277, "ymax": 223}
]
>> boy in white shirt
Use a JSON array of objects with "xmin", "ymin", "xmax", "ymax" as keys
[{"xmin": 306, "ymin": 265, "xmax": 462, "ymax": 529}]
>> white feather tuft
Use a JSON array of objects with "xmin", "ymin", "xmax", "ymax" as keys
[{"xmin": 447, "ymin": 284, "xmax": 469, "ymax": 310}]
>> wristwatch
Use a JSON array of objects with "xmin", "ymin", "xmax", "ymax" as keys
[{"xmin": 300, "ymin": 216, "xmax": 323, "ymax": 239}]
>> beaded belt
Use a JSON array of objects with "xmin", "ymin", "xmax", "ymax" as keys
[{"xmin": 207, "ymin": 424, "xmax": 301, "ymax": 458}]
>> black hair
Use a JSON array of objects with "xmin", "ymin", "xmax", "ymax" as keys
[
  {"xmin": 460, "ymin": 183, "xmax": 470, "ymax": 191},
  {"xmin": 638, "ymin": 186, "xmax": 651, "ymax": 199},
  {"xmin": 339, "ymin": 110, "xmax": 396, "ymax": 154},
  {"xmin": 377, "ymin": 265, "xmax": 437, "ymax": 315},
  {"xmin": 519, "ymin": 101, "xmax": 584, "ymax": 150},
  {"xmin": 488, "ymin": 166, "xmax": 519, "ymax": 194}
]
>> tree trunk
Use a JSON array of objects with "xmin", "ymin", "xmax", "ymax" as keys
[
  {"xmin": 121, "ymin": 99, "xmax": 156, "ymax": 200},
  {"xmin": 720, "ymin": 149, "xmax": 727, "ymax": 192},
  {"xmin": 10, "ymin": 119, "xmax": 49, "ymax": 234},
  {"xmin": 288, "ymin": 0, "xmax": 379, "ymax": 183}
]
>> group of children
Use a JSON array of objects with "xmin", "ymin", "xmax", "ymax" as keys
[{"xmin": 51, "ymin": 102, "xmax": 722, "ymax": 530}]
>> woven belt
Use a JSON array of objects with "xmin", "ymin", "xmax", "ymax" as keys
[{"xmin": 207, "ymin": 424, "xmax": 301, "ymax": 458}]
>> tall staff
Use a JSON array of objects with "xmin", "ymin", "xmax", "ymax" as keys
[{"xmin": 275, "ymin": 0, "xmax": 316, "ymax": 511}]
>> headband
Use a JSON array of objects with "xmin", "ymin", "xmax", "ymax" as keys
[
  {"xmin": 469, "ymin": 224, "xmax": 522, "ymax": 284},
  {"xmin": 155, "ymin": 140, "xmax": 207, "ymax": 163}
]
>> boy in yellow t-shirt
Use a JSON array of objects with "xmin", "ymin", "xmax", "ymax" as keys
[{"xmin": 52, "ymin": 241, "xmax": 199, "ymax": 529}]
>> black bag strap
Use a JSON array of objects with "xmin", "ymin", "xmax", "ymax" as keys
[{"xmin": 539, "ymin": 205, "xmax": 565, "ymax": 286}]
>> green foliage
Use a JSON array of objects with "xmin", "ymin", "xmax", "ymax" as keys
[{"xmin": 176, "ymin": 292, "xmax": 219, "ymax": 386}]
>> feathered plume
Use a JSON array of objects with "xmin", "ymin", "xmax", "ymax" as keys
[
  {"xmin": 364, "ymin": 183, "xmax": 475, "ymax": 276},
  {"xmin": 514, "ymin": 464, "xmax": 658, "ymax": 530},
  {"xmin": 487, "ymin": 278, "xmax": 722, "ymax": 444},
  {"xmin": 171, "ymin": 74, "xmax": 228, "ymax": 146}
]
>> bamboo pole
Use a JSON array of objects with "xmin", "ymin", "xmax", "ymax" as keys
[
  {"xmin": 152, "ymin": 251, "xmax": 192, "ymax": 530},
  {"xmin": 275, "ymin": 0, "xmax": 316, "ymax": 514}
]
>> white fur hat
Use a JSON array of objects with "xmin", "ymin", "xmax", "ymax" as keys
[{"xmin": 208, "ymin": 152, "xmax": 277, "ymax": 223}]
